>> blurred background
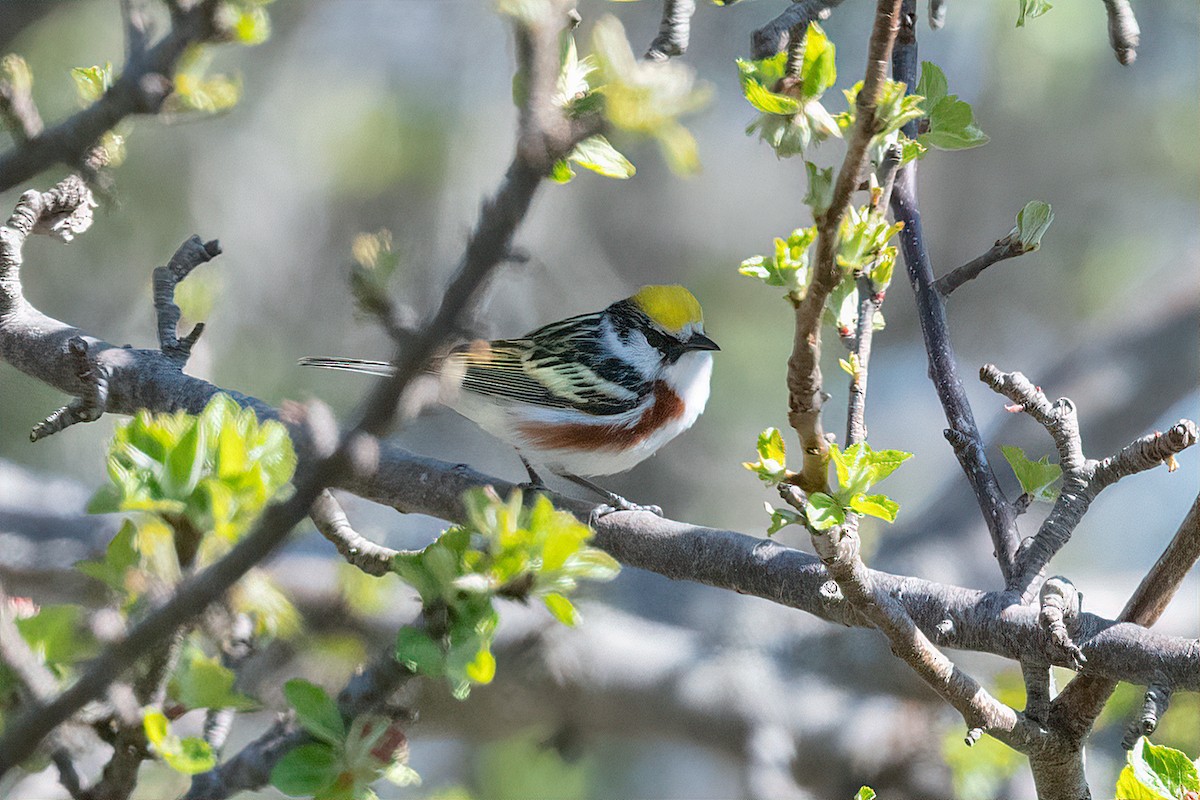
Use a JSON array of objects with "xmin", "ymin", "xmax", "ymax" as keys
[{"xmin": 1, "ymin": 1, "xmax": 1197, "ymax": 798}]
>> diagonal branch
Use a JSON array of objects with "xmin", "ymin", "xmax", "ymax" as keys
[
  {"xmin": 0, "ymin": 1, "xmax": 595, "ymax": 777},
  {"xmin": 934, "ymin": 235, "xmax": 1027, "ymax": 297},
  {"xmin": 1051, "ymin": 493, "xmax": 1200, "ymax": 739}
]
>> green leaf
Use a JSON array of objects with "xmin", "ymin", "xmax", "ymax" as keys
[
  {"xmin": 1001, "ymin": 445, "xmax": 1062, "ymax": 503},
  {"xmin": 805, "ymin": 492, "xmax": 844, "ymax": 531},
  {"xmin": 764, "ymin": 504, "xmax": 803, "ymax": 536},
  {"xmin": 549, "ymin": 159, "xmax": 575, "ymax": 183},
  {"xmin": 1014, "ymin": 200, "xmax": 1054, "ymax": 251},
  {"xmin": 739, "ymin": 227, "xmax": 816, "ymax": 297},
  {"xmin": 71, "ymin": 63, "xmax": 113, "ymax": 104},
  {"xmin": 543, "ymin": 592, "xmax": 579, "ymax": 626},
  {"xmin": 737, "ymin": 57, "xmax": 800, "ymax": 115},
  {"xmin": 1116, "ymin": 765, "xmax": 1171, "ymax": 800},
  {"xmin": 829, "ymin": 443, "xmax": 913, "ymax": 495},
  {"xmin": 173, "ymin": 650, "xmax": 256, "ymax": 711},
  {"xmin": 855, "ymin": 788, "xmax": 877, "ymax": 800},
  {"xmin": 165, "ymin": 737, "xmax": 217, "ymax": 775},
  {"xmin": 915, "ymin": 62, "xmax": 948, "ymax": 107},
  {"xmin": 16, "ymin": 605, "xmax": 90, "ymax": 665},
  {"xmin": 75, "ymin": 519, "xmax": 139, "ymax": 592},
  {"xmin": 143, "ymin": 709, "xmax": 216, "ymax": 774},
  {"xmin": 1017, "ymin": 0, "xmax": 1053, "ymax": 27},
  {"xmin": 271, "ymin": 742, "xmax": 340, "ymax": 797},
  {"xmin": 395, "ymin": 627, "xmax": 445, "ymax": 677},
  {"xmin": 849, "ymin": 492, "xmax": 900, "ymax": 523},
  {"xmin": 591, "ymin": 15, "xmax": 710, "ymax": 174},
  {"xmin": 568, "ymin": 135, "xmax": 635, "ymax": 179},
  {"xmin": 283, "ymin": 679, "xmax": 345, "ymax": 746},
  {"xmin": 143, "ymin": 709, "xmax": 169, "ymax": 748},
  {"xmin": 800, "ymin": 24, "xmax": 837, "ymax": 99},
  {"xmin": 742, "ymin": 427, "xmax": 789, "ymax": 483},
  {"xmin": 922, "ymin": 96, "xmax": 989, "ymax": 151},
  {"xmin": 232, "ymin": 6, "xmax": 271, "ymax": 45},
  {"xmin": 463, "ymin": 646, "xmax": 496, "ymax": 685},
  {"xmin": 1125, "ymin": 738, "xmax": 1200, "ymax": 799},
  {"xmin": 803, "ymin": 161, "xmax": 835, "ymax": 219}
]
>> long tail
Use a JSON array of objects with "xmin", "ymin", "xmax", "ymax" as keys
[{"xmin": 298, "ymin": 356, "xmax": 396, "ymax": 377}]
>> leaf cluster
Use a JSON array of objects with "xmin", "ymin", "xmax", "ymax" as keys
[
  {"xmin": 89, "ymin": 394, "xmax": 296, "ymax": 550},
  {"xmin": 391, "ymin": 490, "xmax": 619, "ymax": 699},
  {"xmin": 804, "ymin": 443, "xmax": 912, "ymax": 530},
  {"xmin": 271, "ymin": 679, "xmax": 418, "ymax": 800},
  {"xmin": 739, "ymin": 24, "xmax": 840, "ymax": 158}
]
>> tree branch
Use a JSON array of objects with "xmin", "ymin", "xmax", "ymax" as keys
[
  {"xmin": 645, "ymin": 0, "xmax": 696, "ymax": 61},
  {"xmin": 934, "ymin": 235, "xmax": 1026, "ymax": 296},
  {"xmin": 786, "ymin": 0, "xmax": 902, "ymax": 494},
  {"xmin": 0, "ymin": 0, "xmax": 601, "ymax": 779},
  {"xmin": 887, "ymin": 4, "xmax": 1020, "ymax": 581},
  {"xmin": 1050, "ymin": 494, "xmax": 1200, "ymax": 739},
  {"xmin": 309, "ymin": 489, "xmax": 402, "ymax": 576},
  {"xmin": 0, "ymin": 0, "xmax": 230, "ymax": 192},
  {"xmin": 981, "ymin": 364, "xmax": 1198, "ymax": 596},
  {"xmin": 751, "ymin": 0, "xmax": 846, "ymax": 60}
]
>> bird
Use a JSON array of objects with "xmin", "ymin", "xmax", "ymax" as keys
[{"xmin": 300, "ymin": 284, "xmax": 718, "ymax": 514}]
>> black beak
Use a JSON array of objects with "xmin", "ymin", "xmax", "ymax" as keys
[{"xmin": 685, "ymin": 333, "xmax": 720, "ymax": 352}]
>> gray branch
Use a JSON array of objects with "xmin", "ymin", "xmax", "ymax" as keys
[
  {"xmin": 751, "ymin": 0, "xmax": 845, "ymax": 60},
  {"xmin": 1101, "ymin": 0, "xmax": 1140, "ymax": 65},
  {"xmin": 0, "ymin": 0, "xmax": 235, "ymax": 192},
  {"xmin": 645, "ymin": 0, "xmax": 697, "ymax": 61},
  {"xmin": 981, "ymin": 365, "xmax": 1198, "ymax": 597}
]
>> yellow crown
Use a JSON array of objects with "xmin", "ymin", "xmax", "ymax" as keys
[{"xmin": 629, "ymin": 285, "xmax": 703, "ymax": 333}]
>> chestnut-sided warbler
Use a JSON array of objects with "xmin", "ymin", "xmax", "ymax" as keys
[{"xmin": 300, "ymin": 285, "xmax": 718, "ymax": 512}]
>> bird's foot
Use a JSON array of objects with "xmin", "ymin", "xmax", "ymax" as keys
[{"xmin": 590, "ymin": 496, "xmax": 663, "ymax": 523}]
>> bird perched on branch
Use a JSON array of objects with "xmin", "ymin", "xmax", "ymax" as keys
[{"xmin": 301, "ymin": 285, "xmax": 718, "ymax": 514}]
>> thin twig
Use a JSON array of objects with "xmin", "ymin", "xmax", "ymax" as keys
[
  {"xmin": 1101, "ymin": 0, "xmax": 1140, "ymax": 65},
  {"xmin": 309, "ymin": 489, "xmax": 404, "ymax": 576},
  {"xmin": 934, "ymin": 236, "xmax": 1024, "ymax": 296}
]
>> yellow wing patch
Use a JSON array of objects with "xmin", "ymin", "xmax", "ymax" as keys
[{"xmin": 629, "ymin": 285, "xmax": 703, "ymax": 333}]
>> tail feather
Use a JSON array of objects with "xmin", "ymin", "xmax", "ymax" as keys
[{"xmin": 298, "ymin": 357, "xmax": 396, "ymax": 377}]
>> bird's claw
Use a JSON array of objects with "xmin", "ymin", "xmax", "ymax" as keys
[{"xmin": 589, "ymin": 500, "xmax": 663, "ymax": 524}]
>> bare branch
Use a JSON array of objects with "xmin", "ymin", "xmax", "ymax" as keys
[
  {"xmin": 154, "ymin": 236, "xmax": 221, "ymax": 364},
  {"xmin": 982, "ymin": 365, "xmax": 1198, "ymax": 596},
  {"xmin": 1051, "ymin": 494, "xmax": 1200, "ymax": 738},
  {"xmin": 751, "ymin": 0, "xmax": 846, "ymax": 60},
  {"xmin": 645, "ymin": 0, "xmax": 696, "ymax": 61},
  {"xmin": 309, "ymin": 489, "xmax": 403, "ymax": 576},
  {"xmin": 888, "ymin": 8, "xmax": 1020, "ymax": 580},
  {"xmin": 935, "ymin": 235, "xmax": 1027, "ymax": 297},
  {"xmin": 1039, "ymin": 576, "xmax": 1085, "ymax": 670},
  {"xmin": 29, "ymin": 336, "xmax": 110, "ymax": 442},
  {"xmin": 0, "ymin": 0, "xmax": 226, "ymax": 192},
  {"xmin": 1122, "ymin": 683, "xmax": 1171, "ymax": 750},
  {"xmin": 1101, "ymin": 0, "xmax": 1140, "ymax": 65}
]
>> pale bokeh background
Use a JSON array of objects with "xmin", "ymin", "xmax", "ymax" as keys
[{"xmin": 1, "ymin": 2, "xmax": 1197, "ymax": 798}]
